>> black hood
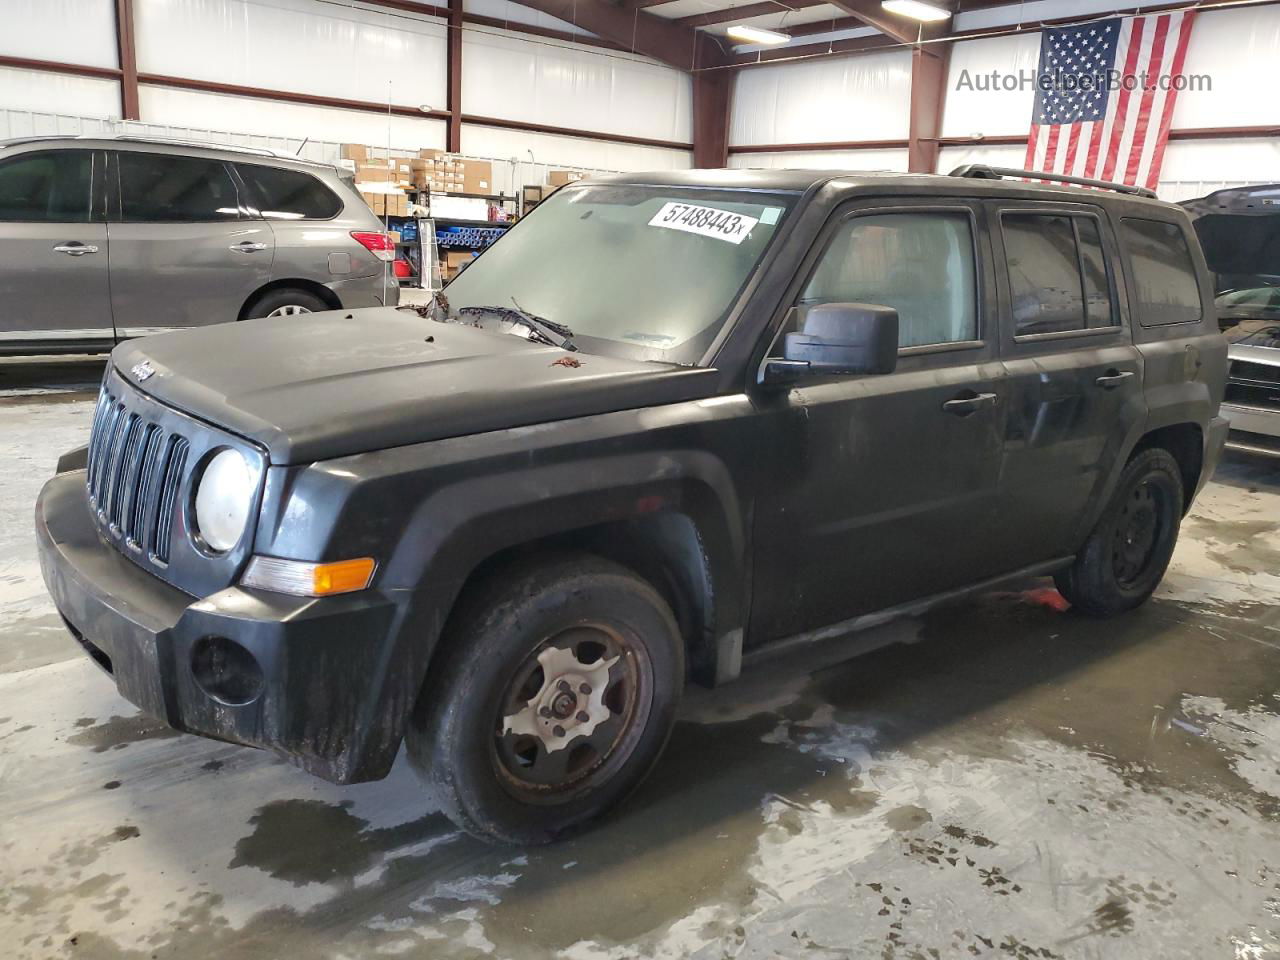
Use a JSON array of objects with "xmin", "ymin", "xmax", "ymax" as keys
[
  {"xmin": 113, "ymin": 308, "xmax": 719, "ymax": 464},
  {"xmin": 1183, "ymin": 185, "xmax": 1280, "ymax": 278}
]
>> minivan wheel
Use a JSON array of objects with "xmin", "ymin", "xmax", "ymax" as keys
[
  {"xmin": 244, "ymin": 288, "xmax": 328, "ymax": 319},
  {"xmin": 1054, "ymin": 447, "xmax": 1185, "ymax": 617},
  {"xmin": 407, "ymin": 555, "xmax": 684, "ymax": 845}
]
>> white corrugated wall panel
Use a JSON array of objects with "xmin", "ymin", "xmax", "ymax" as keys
[
  {"xmin": 461, "ymin": 28, "xmax": 692, "ymax": 144},
  {"xmin": 1157, "ymin": 138, "xmax": 1280, "ymax": 202},
  {"xmin": 728, "ymin": 148, "xmax": 909, "ymax": 171},
  {"xmin": 461, "ymin": 123, "xmax": 692, "ymax": 175},
  {"xmin": 0, "ymin": 0, "xmax": 118, "ymax": 69},
  {"xmin": 937, "ymin": 143, "xmax": 1028, "ymax": 175},
  {"xmin": 729, "ymin": 50, "xmax": 913, "ymax": 147},
  {"xmin": 941, "ymin": 34, "xmax": 1041, "ymax": 139},
  {"xmin": 1170, "ymin": 6, "xmax": 1280, "ymax": 131},
  {"xmin": 139, "ymin": 85, "xmax": 447, "ymax": 152},
  {"xmin": 135, "ymin": 0, "xmax": 447, "ymax": 110},
  {"xmin": 0, "ymin": 66, "xmax": 122, "ymax": 119}
]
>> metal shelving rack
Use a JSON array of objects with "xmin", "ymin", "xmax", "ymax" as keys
[{"xmin": 385, "ymin": 189, "xmax": 518, "ymax": 289}]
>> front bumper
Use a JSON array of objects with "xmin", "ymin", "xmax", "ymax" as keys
[
  {"xmin": 1221, "ymin": 402, "xmax": 1280, "ymax": 440},
  {"xmin": 36, "ymin": 470, "xmax": 405, "ymax": 783}
]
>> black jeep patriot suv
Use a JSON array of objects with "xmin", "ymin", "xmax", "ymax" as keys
[{"xmin": 36, "ymin": 166, "xmax": 1229, "ymax": 843}]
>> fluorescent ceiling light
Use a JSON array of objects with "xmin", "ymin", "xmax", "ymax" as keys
[
  {"xmin": 727, "ymin": 24, "xmax": 791, "ymax": 45},
  {"xmin": 881, "ymin": 0, "xmax": 951, "ymax": 22}
]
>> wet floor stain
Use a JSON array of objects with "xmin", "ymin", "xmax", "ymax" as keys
[{"xmin": 64, "ymin": 713, "xmax": 183, "ymax": 752}]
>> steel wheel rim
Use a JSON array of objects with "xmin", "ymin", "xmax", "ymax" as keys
[
  {"xmin": 492, "ymin": 622, "xmax": 652, "ymax": 803},
  {"xmin": 1112, "ymin": 480, "xmax": 1164, "ymax": 588},
  {"xmin": 266, "ymin": 304, "xmax": 313, "ymax": 317}
]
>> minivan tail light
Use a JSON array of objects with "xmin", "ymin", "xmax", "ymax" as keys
[{"xmin": 351, "ymin": 231, "xmax": 395, "ymax": 262}]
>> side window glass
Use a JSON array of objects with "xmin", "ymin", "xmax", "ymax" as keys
[
  {"xmin": 118, "ymin": 153, "xmax": 241, "ymax": 223},
  {"xmin": 1003, "ymin": 213, "xmax": 1116, "ymax": 335},
  {"xmin": 236, "ymin": 164, "xmax": 341, "ymax": 220},
  {"xmin": 0, "ymin": 151, "xmax": 92, "ymax": 222},
  {"xmin": 797, "ymin": 211, "xmax": 978, "ymax": 349},
  {"xmin": 1121, "ymin": 218, "xmax": 1203, "ymax": 325}
]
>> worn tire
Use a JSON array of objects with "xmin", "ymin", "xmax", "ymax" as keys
[
  {"xmin": 1055, "ymin": 447, "xmax": 1184, "ymax": 618},
  {"xmin": 244, "ymin": 288, "xmax": 328, "ymax": 319},
  {"xmin": 407, "ymin": 554, "xmax": 684, "ymax": 845}
]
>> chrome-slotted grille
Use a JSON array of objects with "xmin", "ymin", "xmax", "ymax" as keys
[{"xmin": 86, "ymin": 386, "xmax": 191, "ymax": 565}]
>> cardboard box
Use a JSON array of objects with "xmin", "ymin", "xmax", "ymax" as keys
[
  {"xmin": 360, "ymin": 192, "xmax": 385, "ymax": 215},
  {"xmin": 420, "ymin": 148, "xmax": 445, "ymax": 161},
  {"xmin": 548, "ymin": 169, "xmax": 584, "ymax": 187},
  {"xmin": 356, "ymin": 164, "xmax": 392, "ymax": 183},
  {"xmin": 522, "ymin": 185, "xmax": 544, "ymax": 205},
  {"xmin": 341, "ymin": 143, "xmax": 368, "ymax": 162}
]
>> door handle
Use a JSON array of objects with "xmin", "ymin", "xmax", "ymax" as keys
[
  {"xmin": 942, "ymin": 392, "xmax": 998, "ymax": 416},
  {"xmin": 1095, "ymin": 370, "xmax": 1136, "ymax": 390},
  {"xmin": 53, "ymin": 242, "xmax": 99, "ymax": 256},
  {"xmin": 230, "ymin": 241, "xmax": 268, "ymax": 253}
]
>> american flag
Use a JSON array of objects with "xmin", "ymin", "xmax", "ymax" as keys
[{"xmin": 1025, "ymin": 11, "xmax": 1197, "ymax": 192}]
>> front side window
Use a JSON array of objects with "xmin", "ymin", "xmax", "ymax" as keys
[
  {"xmin": 799, "ymin": 211, "xmax": 978, "ymax": 348},
  {"xmin": 1003, "ymin": 212, "xmax": 1116, "ymax": 336},
  {"xmin": 1121, "ymin": 218, "xmax": 1203, "ymax": 326},
  {"xmin": 0, "ymin": 150, "xmax": 92, "ymax": 222},
  {"xmin": 440, "ymin": 184, "xmax": 795, "ymax": 365},
  {"xmin": 117, "ymin": 153, "xmax": 242, "ymax": 223},
  {"xmin": 236, "ymin": 163, "xmax": 341, "ymax": 219}
]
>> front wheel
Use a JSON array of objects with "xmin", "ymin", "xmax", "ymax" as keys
[
  {"xmin": 407, "ymin": 555, "xmax": 684, "ymax": 844},
  {"xmin": 1055, "ymin": 447, "xmax": 1185, "ymax": 617}
]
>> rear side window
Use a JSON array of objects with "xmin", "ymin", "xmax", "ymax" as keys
[
  {"xmin": 236, "ymin": 164, "xmax": 341, "ymax": 220},
  {"xmin": 0, "ymin": 150, "xmax": 93, "ymax": 222},
  {"xmin": 117, "ymin": 153, "xmax": 241, "ymax": 223},
  {"xmin": 1002, "ymin": 213, "xmax": 1116, "ymax": 336},
  {"xmin": 800, "ymin": 211, "xmax": 978, "ymax": 348},
  {"xmin": 1121, "ymin": 218, "xmax": 1203, "ymax": 325}
]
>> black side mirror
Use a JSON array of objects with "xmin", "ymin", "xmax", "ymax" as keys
[{"xmin": 760, "ymin": 303, "xmax": 899, "ymax": 386}]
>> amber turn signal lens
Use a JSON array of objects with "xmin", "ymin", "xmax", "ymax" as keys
[
  {"xmin": 312, "ymin": 557, "xmax": 377, "ymax": 596},
  {"xmin": 241, "ymin": 555, "xmax": 376, "ymax": 597}
]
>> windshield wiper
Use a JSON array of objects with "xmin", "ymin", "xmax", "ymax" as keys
[{"xmin": 457, "ymin": 302, "xmax": 577, "ymax": 351}]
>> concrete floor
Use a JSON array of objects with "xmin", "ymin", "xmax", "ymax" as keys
[{"xmin": 2, "ymin": 357, "xmax": 1279, "ymax": 960}]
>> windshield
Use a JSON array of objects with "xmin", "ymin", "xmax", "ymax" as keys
[{"xmin": 441, "ymin": 184, "xmax": 796, "ymax": 364}]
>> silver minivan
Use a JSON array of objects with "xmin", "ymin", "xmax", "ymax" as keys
[{"xmin": 0, "ymin": 135, "xmax": 399, "ymax": 356}]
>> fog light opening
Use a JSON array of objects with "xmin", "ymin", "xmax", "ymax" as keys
[{"xmin": 190, "ymin": 636, "xmax": 264, "ymax": 706}]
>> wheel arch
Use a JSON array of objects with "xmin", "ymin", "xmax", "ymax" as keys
[
  {"xmin": 1130, "ymin": 421, "xmax": 1204, "ymax": 515},
  {"xmin": 238, "ymin": 278, "xmax": 341, "ymax": 320}
]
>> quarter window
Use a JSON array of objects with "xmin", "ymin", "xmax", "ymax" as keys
[
  {"xmin": 236, "ymin": 163, "xmax": 341, "ymax": 220},
  {"xmin": 117, "ymin": 153, "xmax": 242, "ymax": 223},
  {"xmin": 1121, "ymin": 218, "xmax": 1203, "ymax": 326},
  {"xmin": 799, "ymin": 211, "xmax": 979, "ymax": 348},
  {"xmin": 1002, "ymin": 213, "xmax": 1116, "ymax": 336},
  {"xmin": 0, "ymin": 150, "xmax": 93, "ymax": 222}
]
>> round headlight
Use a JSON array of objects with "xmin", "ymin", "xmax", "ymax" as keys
[{"xmin": 194, "ymin": 448, "xmax": 253, "ymax": 553}]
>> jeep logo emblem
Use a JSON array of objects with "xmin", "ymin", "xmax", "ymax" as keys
[{"xmin": 131, "ymin": 360, "xmax": 156, "ymax": 382}]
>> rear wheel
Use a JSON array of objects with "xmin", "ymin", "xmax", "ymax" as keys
[
  {"xmin": 407, "ymin": 555, "xmax": 684, "ymax": 844},
  {"xmin": 244, "ymin": 288, "xmax": 328, "ymax": 319},
  {"xmin": 1055, "ymin": 447, "xmax": 1184, "ymax": 617}
]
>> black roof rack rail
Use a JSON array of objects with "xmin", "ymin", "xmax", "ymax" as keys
[{"xmin": 948, "ymin": 164, "xmax": 1158, "ymax": 200}]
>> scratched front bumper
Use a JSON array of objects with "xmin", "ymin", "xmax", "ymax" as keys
[{"xmin": 35, "ymin": 469, "xmax": 405, "ymax": 783}]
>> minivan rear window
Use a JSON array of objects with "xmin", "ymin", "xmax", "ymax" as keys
[
  {"xmin": 236, "ymin": 164, "xmax": 341, "ymax": 220},
  {"xmin": 117, "ymin": 153, "xmax": 242, "ymax": 223},
  {"xmin": 1121, "ymin": 218, "xmax": 1203, "ymax": 326}
]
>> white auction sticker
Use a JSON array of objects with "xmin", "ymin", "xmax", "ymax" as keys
[{"xmin": 648, "ymin": 202, "xmax": 759, "ymax": 245}]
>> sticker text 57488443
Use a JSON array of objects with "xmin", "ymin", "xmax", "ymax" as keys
[{"xmin": 648, "ymin": 202, "xmax": 760, "ymax": 245}]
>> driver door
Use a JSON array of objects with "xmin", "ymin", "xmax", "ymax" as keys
[{"xmin": 749, "ymin": 199, "xmax": 1009, "ymax": 645}]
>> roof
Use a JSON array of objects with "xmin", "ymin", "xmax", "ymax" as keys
[
  {"xmin": 0, "ymin": 134, "xmax": 334, "ymax": 169},
  {"xmin": 585, "ymin": 166, "xmax": 1176, "ymax": 209}
]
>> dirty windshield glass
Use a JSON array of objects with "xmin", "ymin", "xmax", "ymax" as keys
[{"xmin": 441, "ymin": 184, "xmax": 795, "ymax": 364}]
